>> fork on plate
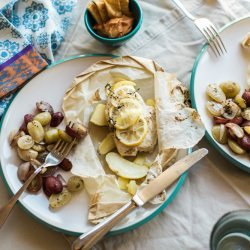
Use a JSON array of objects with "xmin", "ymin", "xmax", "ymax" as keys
[
  {"xmin": 171, "ymin": 0, "xmax": 227, "ymax": 57},
  {"xmin": 0, "ymin": 122, "xmax": 76, "ymax": 229}
]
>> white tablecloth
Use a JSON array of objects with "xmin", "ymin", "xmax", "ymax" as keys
[{"xmin": 0, "ymin": 1, "xmax": 249, "ymax": 249}]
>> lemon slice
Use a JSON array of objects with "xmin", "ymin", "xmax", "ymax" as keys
[
  {"xmin": 115, "ymin": 117, "xmax": 148, "ymax": 146},
  {"xmin": 111, "ymin": 80, "xmax": 136, "ymax": 91},
  {"xmin": 109, "ymin": 98, "xmax": 142, "ymax": 129},
  {"xmin": 109, "ymin": 85, "xmax": 136, "ymax": 106}
]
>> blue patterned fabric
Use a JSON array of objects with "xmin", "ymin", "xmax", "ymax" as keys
[
  {"xmin": 23, "ymin": 2, "xmax": 49, "ymax": 32},
  {"xmin": 52, "ymin": 0, "xmax": 75, "ymax": 15},
  {"xmin": 0, "ymin": 0, "xmax": 77, "ymax": 118}
]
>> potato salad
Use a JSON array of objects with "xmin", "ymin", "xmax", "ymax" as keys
[
  {"xmin": 9, "ymin": 101, "xmax": 86, "ymax": 209},
  {"xmin": 206, "ymin": 82, "xmax": 250, "ymax": 155}
]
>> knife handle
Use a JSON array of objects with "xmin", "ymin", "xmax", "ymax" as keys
[
  {"xmin": 133, "ymin": 148, "xmax": 208, "ymax": 206},
  {"xmin": 71, "ymin": 200, "xmax": 137, "ymax": 250}
]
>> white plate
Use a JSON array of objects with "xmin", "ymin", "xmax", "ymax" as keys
[
  {"xmin": 0, "ymin": 55, "xmax": 187, "ymax": 236},
  {"xmin": 191, "ymin": 16, "xmax": 250, "ymax": 173}
]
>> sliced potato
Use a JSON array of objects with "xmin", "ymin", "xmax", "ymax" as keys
[
  {"xmin": 206, "ymin": 84, "xmax": 226, "ymax": 103},
  {"xmin": 98, "ymin": 133, "xmax": 116, "ymax": 155},
  {"xmin": 127, "ymin": 180, "xmax": 138, "ymax": 195},
  {"xmin": 117, "ymin": 177, "xmax": 129, "ymax": 190},
  {"xmin": 133, "ymin": 154, "xmax": 146, "ymax": 165},
  {"xmin": 49, "ymin": 189, "xmax": 72, "ymax": 209},
  {"xmin": 228, "ymin": 139, "xmax": 246, "ymax": 155},
  {"xmin": 17, "ymin": 148, "xmax": 38, "ymax": 161},
  {"xmin": 106, "ymin": 152, "xmax": 148, "ymax": 179},
  {"xmin": 27, "ymin": 120, "xmax": 44, "ymax": 143},
  {"xmin": 58, "ymin": 129, "xmax": 73, "ymax": 143},
  {"xmin": 145, "ymin": 99, "xmax": 155, "ymax": 107},
  {"xmin": 90, "ymin": 103, "xmax": 108, "ymax": 126},
  {"xmin": 244, "ymin": 126, "xmax": 250, "ymax": 135}
]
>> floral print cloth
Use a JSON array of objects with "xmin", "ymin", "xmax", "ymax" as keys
[{"xmin": 0, "ymin": 0, "xmax": 77, "ymax": 118}]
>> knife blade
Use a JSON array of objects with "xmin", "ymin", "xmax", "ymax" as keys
[
  {"xmin": 71, "ymin": 148, "xmax": 208, "ymax": 250},
  {"xmin": 133, "ymin": 148, "xmax": 208, "ymax": 206}
]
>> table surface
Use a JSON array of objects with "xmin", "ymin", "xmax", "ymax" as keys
[{"xmin": 0, "ymin": 0, "xmax": 250, "ymax": 249}]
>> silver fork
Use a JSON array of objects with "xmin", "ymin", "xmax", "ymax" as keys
[
  {"xmin": 171, "ymin": 0, "xmax": 227, "ymax": 56},
  {"xmin": 0, "ymin": 126, "xmax": 76, "ymax": 229}
]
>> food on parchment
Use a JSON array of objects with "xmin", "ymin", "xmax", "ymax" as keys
[
  {"xmin": 206, "ymin": 82, "xmax": 250, "ymax": 155},
  {"xmin": 62, "ymin": 56, "xmax": 205, "ymax": 224},
  {"xmin": 9, "ymin": 101, "xmax": 86, "ymax": 209},
  {"xmin": 88, "ymin": 0, "xmax": 134, "ymax": 38},
  {"xmin": 106, "ymin": 152, "xmax": 148, "ymax": 179}
]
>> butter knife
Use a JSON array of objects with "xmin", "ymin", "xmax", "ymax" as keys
[{"xmin": 71, "ymin": 148, "xmax": 208, "ymax": 250}]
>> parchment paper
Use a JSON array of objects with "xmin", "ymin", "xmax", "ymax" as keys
[{"xmin": 63, "ymin": 56, "xmax": 205, "ymax": 223}]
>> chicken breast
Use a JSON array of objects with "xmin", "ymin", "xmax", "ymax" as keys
[{"xmin": 137, "ymin": 106, "xmax": 157, "ymax": 152}]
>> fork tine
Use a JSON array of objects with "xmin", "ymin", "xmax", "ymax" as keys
[
  {"xmin": 203, "ymin": 28, "xmax": 221, "ymax": 56},
  {"xmin": 206, "ymin": 25, "xmax": 225, "ymax": 55},
  {"xmin": 198, "ymin": 27, "xmax": 219, "ymax": 56},
  {"xmin": 62, "ymin": 138, "xmax": 76, "ymax": 156},
  {"xmin": 56, "ymin": 140, "xmax": 67, "ymax": 152},
  {"xmin": 210, "ymin": 25, "xmax": 227, "ymax": 53},
  {"xmin": 53, "ymin": 139, "xmax": 63, "ymax": 150}
]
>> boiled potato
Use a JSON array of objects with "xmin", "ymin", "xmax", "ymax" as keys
[
  {"xmin": 206, "ymin": 101, "xmax": 224, "ymax": 116},
  {"xmin": 58, "ymin": 129, "xmax": 73, "ymax": 143},
  {"xmin": 90, "ymin": 104, "xmax": 108, "ymax": 126},
  {"xmin": 17, "ymin": 148, "xmax": 38, "ymax": 161},
  {"xmin": 145, "ymin": 99, "xmax": 155, "ymax": 107},
  {"xmin": 211, "ymin": 125, "xmax": 228, "ymax": 144},
  {"xmin": 106, "ymin": 152, "xmax": 148, "ymax": 179},
  {"xmin": 206, "ymin": 84, "xmax": 226, "ymax": 103},
  {"xmin": 49, "ymin": 189, "xmax": 72, "ymax": 208},
  {"xmin": 67, "ymin": 176, "xmax": 84, "ymax": 192},
  {"xmin": 33, "ymin": 112, "xmax": 51, "ymax": 126},
  {"xmin": 127, "ymin": 180, "xmax": 138, "ymax": 195},
  {"xmin": 44, "ymin": 128, "xmax": 59, "ymax": 144},
  {"xmin": 117, "ymin": 177, "xmax": 129, "ymax": 190},
  {"xmin": 98, "ymin": 133, "xmax": 116, "ymax": 155},
  {"xmin": 228, "ymin": 139, "xmax": 246, "ymax": 155},
  {"xmin": 244, "ymin": 126, "xmax": 250, "ymax": 135},
  {"xmin": 220, "ymin": 81, "xmax": 240, "ymax": 98},
  {"xmin": 234, "ymin": 95, "xmax": 246, "ymax": 109},
  {"xmin": 133, "ymin": 154, "xmax": 146, "ymax": 165},
  {"xmin": 27, "ymin": 120, "xmax": 44, "ymax": 143}
]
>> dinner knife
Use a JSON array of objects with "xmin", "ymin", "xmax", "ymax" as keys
[{"xmin": 71, "ymin": 148, "xmax": 208, "ymax": 250}]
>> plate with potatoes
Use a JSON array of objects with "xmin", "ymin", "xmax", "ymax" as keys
[
  {"xmin": 0, "ymin": 54, "xmax": 202, "ymax": 236},
  {"xmin": 191, "ymin": 16, "xmax": 250, "ymax": 173}
]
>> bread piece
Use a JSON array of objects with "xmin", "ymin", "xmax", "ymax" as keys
[
  {"xmin": 104, "ymin": 0, "xmax": 122, "ymax": 18},
  {"xmin": 88, "ymin": 1, "xmax": 103, "ymax": 24},
  {"xmin": 93, "ymin": 0, "xmax": 109, "ymax": 23},
  {"xmin": 120, "ymin": 0, "xmax": 132, "ymax": 16}
]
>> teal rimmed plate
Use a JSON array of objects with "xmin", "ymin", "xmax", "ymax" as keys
[
  {"xmin": 0, "ymin": 54, "xmax": 188, "ymax": 236},
  {"xmin": 190, "ymin": 16, "xmax": 250, "ymax": 173}
]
